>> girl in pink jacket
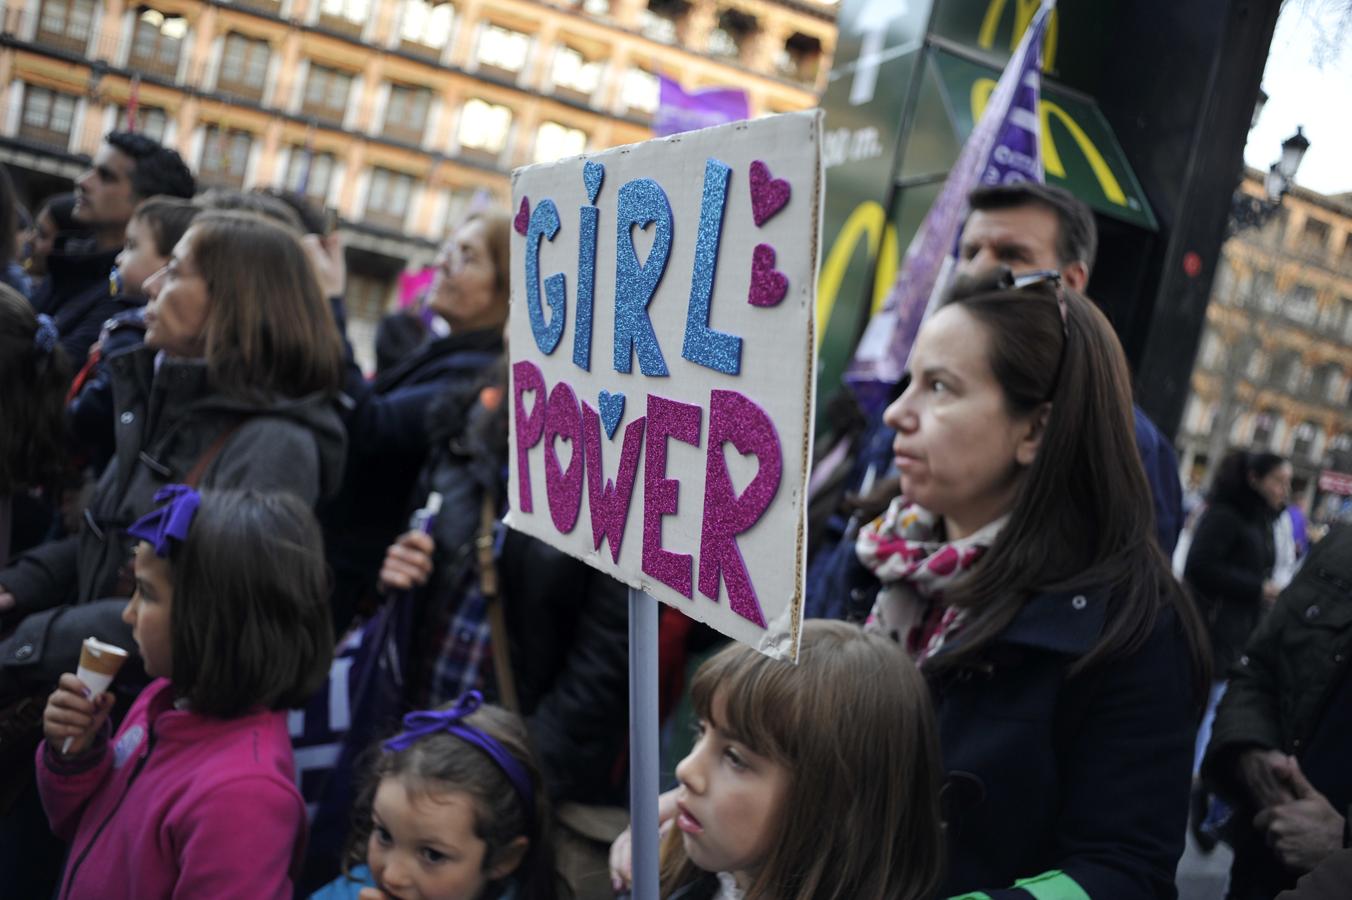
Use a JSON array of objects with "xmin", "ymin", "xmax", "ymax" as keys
[{"xmin": 39, "ymin": 486, "xmax": 334, "ymax": 900}]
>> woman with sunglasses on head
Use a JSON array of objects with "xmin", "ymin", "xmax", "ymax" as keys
[{"xmin": 857, "ymin": 267, "xmax": 1210, "ymax": 898}]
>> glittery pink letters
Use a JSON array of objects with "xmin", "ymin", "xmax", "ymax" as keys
[
  {"xmin": 544, "ymin": 381, "xmax": 584, "ymax": 534},
  {"xmin": 642, "ymin": 395, "xmax": 702, "ymax": 597},
  {"xmin": 512, "ymin": 360, "xmax": 546, "ymax": 513},
  {"xmin": 698, "ymin": 390, "xmax": 781, "ymax": 628},
  {"xmin": 582, "ymin": 402, "xmax": 645, "ymax": 563}
]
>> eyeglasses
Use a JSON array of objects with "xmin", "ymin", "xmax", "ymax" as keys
[{"xmin": 1010, "ymin": 269, "xmax": 1069, "ymax": 401}]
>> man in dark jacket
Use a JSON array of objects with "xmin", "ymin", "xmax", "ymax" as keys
[
  {"xmin": 1203, "ymin": 524, "xmax": 1352, "ymax": 899},
  {"xmin": 31, "ymin": 131, "xmax": 194, "ymax": 367}
]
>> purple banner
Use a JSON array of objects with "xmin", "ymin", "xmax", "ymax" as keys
[
  {"xmin": 844, "ymin": 0, "xmax": 1054, "ymax": 412},
  {"xmin": 654, "ymin": 73, "xmax": 750, "ymax": 137}
]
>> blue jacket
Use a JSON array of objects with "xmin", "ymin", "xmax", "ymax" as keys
[
  {"xmin": 935, "ymin": 588, "xmax": 1196, "ymax": 899},
  {"xmin": 1134, "ymin": 407, "xmax": 1183, "ymax": 556},
  {"xmin": 29, "ymin": 242, "xmax": 121, "ymax": 368}
]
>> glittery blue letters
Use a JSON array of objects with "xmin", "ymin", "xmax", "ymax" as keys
[
  {"xmin": 681, "ymin": 158, "xmax": 741, "ymax": 375},
  {"xmin": 614, "ymin": 179, "xmax": 672, "ymax": 377},
  {"xmin": 525, "ymin": 199, "xmax": 566, "ymax": 355},
  {"xmin": 574, "ymin": 204, "xmax": 598, "ymax": 371}
]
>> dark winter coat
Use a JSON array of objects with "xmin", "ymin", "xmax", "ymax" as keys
[
  {"xmin": 29, "ymin": 242, "xmax": 121, "ymax": 368},
  {"xmin": 0, "ymin": 344, "xmax": 346, "ymax": 693},
  {"xmin": 412, "ymin": 383, "xmax": 630, "ymax": 807},
  {"xmin": 1185, "ymin": 496, "xmax": 1277, "ymax": 672},
  {"xmin": 319, "ymin": 327, "xmax": 502, "ymax": 625},
  {"xmin": 1202, "ymin": 525, "xmax": 1352, "ymax": 900},
  {"xmin": 932, "ymin": 588, "xmax": 1197, "ymax": 899},
  {"xmin": 66, "ymin": 302, "xmax": 147, "ymax": 472}
]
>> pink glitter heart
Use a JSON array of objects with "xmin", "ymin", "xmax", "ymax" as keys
[
  {"xmin": 748, "ymin": 244, "xmax": 787, "ymax": 307},
  {"xmin": 513, "ymin": 197, "xmax": 530, "ymax": 235},
  {"xmin": 748, "ymin": 160, "xmax": 790, "ymax": 227}
]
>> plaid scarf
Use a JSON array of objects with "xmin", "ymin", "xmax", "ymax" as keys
[{"xmin": 856, "ymin": 499, "xmax": 1005, "ymax": 661}]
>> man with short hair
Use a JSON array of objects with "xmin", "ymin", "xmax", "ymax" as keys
[
  {"xmin": 32, "ymin": 131, "xmax": 194, "ymax": 366},
  {"xmin": 957, "ymin": 181, "xmax": 1184, "ymax": 554}
]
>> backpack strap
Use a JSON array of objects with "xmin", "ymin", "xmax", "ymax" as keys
[
  {"xmin": 478, "ymin": 490, "xmax": 519, "ymax": 713},
  {"xmin": 182, "ymin": 420, "xmax": 248, "ymax": 487}
]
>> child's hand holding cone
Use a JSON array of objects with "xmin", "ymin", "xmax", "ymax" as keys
[{"xmin": 44, "ymin": 673, "xmax": 116, "ymax": 757}]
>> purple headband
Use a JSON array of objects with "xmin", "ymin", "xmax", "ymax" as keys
[
  {"xmin": 128, "ymin": 485, "xmax": 201, "ymax": 557},
  {"xmin": 383, "ymin": 691, "xmax": 535, "ymax": 827}
]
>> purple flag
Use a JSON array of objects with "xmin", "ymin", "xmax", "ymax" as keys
[
  {"xmin": 653, "ymin": 73, "xmax": 749, "ymax": 137},
  {"xmin": 844, "ymin": 0, "xmax": 1054, "ymax": 413}
]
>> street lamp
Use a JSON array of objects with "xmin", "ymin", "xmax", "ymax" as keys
[{"xmin": 1230, "ymin": 125, "xmax": 1310, "ymax": 234}]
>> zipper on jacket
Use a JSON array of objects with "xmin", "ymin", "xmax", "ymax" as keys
[{"xmin": 63, "ymin": 729, "xmax": 157, "ymax": 899}]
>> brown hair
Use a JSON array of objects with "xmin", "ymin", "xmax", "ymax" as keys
[
  {"xmin": 195, "ymin": 187, "xmax": 304, "ymax": 232},
  {"xmin": 930, "ymin": 271, "xmax": 1210, "ymax": 693},
  {"xmin": 187, "ymin": 211, "xmax": 343, "ymax": 401},
  {"xmin": 348, "ymin": 702, "xmax": 560, "ymax": 900},
  {"xmin": 131, "ymin": 196, "xmax": 201, "ymax": 257},
  {"xmin": 0, "ymin": 285, "xmax": 70, "ymax": 494},
  {"xmin": 659, "ymin": 620, "xmax": 945, "ymax": 900},
  {"xmin": 166, "ymin": 489, "xmax": 333, "ymax": 717},
  {"xmin": 460, "ymin": 209, "xmax": 512, "ymax": 303}
]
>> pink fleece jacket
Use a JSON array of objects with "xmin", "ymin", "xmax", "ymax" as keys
[{"xmin": 36, "ymin": 678, "xmax": 306, "ymax": 900}]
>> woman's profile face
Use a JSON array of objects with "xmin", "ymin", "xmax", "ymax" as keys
[
  {"xmin": 142, "ymin": 229, "xmax": 210, "ymax": 358},
  {"xmin": 883, "ymin": 304, "xmax": 1043, "ymax": 539},
  {"xmin": 429, "ymin": 218, "xmax": 505, "ymax": 333},
  {"xmin": 1252, "ymin": 462, "xmax": 1292, "ymax": 512}
]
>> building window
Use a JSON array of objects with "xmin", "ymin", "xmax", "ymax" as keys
[
  {"xmin": 383, "ymin": 84, "xmax": 432, "ymax": 145},
  {"xmin": 218, "ymin": 33, "xmax": 270, "ymax": 102},
  {"xmin": 533, "ymin": 121, "xmax": 587, "ymax": 164},
  {"xmin": 283, "ymin": 147, "xmax": 336, "ymax": 202},
  {"xmin": 457, "ymin": 98, "xmax": 512, "ymax": 158},
  {"xmin": 640, "ymin": 0, "xmax": 687, "ymax": 43},
  {"xmin": 20, "ymin": 86, "xmax": 78, "ymax": 150},
  {"xmin": 318, "ymin": 0, "xmax": 368, "ymax": 36},
  {"xmin": 1300, "ymin": 216, "xmax": 1331, "ymax": 257},
  {"xmin": 128, "ymin": 8, "xmax": 186, "ymax": 78},
  {"xmin": 1342, "ymin": 297, "xmax": 1352, "ymax": 344},
  {"xmin": 400, "ymin": 0, "xmax": 454, "ymax": 54},
  {"xmin": 550, "ymin": 46, "xmax": 602, "ymax": 99},
  {"xmin": 476, "ymin": 24, "xmax": 530, "ymax": 76},
  {"xmin": 777, "ymin": 32, "xmax": 823, "ymax": 85},
  {"xmin": 1285, "ymin": 284, "xmax": 1318, "ymax": 327},
  {"xmin": 622, "ymin": 67, "xmax": 660, "ymax": 116},
  {"xmin": 1244, "ymin": 349, "xmax": 1268, "ymax": 382},
  {"xmin": 366, "ymin": 167, "xmax": 417, "ymax": 230},
  {"xmin": 1322, "ymin": 365, "xmax": 1347, "ymax": 406},
  {"xmin": 36, "ymin": 0, "xmax": 95, "ymax": 52},
  {"xmin": 1200, "ymin": 332, "xmax": 1224, "ymax": 370},
  {"xmin": 199, "ymin": 126, "xmax": 253, "ymax": 188},
  {"xmin": 116, "ymin": 105, "xmax": 169, "ymax": 142},
  {"xmin": 707, "ymin": 8, "xmax": 755, "ymax": 61},
  {"xmin": 1293, "ymin": 421, "xmax": 1320, "ymax": 461},
  {"xmin": 1252, "ymin": 410, "xmax": 1279, "ymax": 450},
  {"xmin": 303, "ymin": 65, "xmax": 354, "ymax": 124}
]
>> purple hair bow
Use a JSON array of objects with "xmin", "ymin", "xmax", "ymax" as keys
[
  {"xmin": 128, "ymin": 485, "xmax": 201, "ymax": 558},
  {"xmin": 384, "ymin": 690, "xmax": 535, "ymax": 825}
]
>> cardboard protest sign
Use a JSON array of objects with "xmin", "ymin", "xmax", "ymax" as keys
[{"xmin": 506, "ymin": 110, "xmax": 822, "ymax": 661}]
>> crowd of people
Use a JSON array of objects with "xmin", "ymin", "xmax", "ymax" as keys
[{"xmin": 0, "ymin": 129, "xmax": 1347, "ymax": 900}]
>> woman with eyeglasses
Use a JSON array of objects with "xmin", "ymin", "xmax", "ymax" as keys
[{"xmin": 859, "ymin": 267, "xmax": 1211, "ymax": 898}]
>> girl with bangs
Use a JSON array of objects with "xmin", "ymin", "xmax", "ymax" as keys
[{"xmin": 657, "ymin": 619, "xmax": 943, "ymax": 900}]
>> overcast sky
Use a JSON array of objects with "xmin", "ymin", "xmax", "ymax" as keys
[{"xmin": 1245, "ymin": 0, "xmax": 1352, "ymax": 196}]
